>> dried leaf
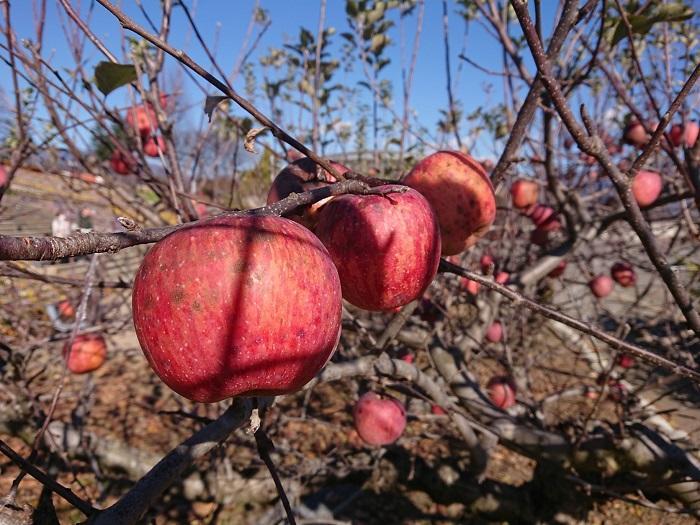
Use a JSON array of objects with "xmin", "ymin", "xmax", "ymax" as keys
[
  {"xmin": 244, "ymin": 127, "xmax": 270, "ymax": 153},
  {"xmin": 204, "ymin": 96, "xmax": 229, "ymax": 122}
]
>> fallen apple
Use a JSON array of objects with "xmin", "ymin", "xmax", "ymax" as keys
[
  {"xmin": 63, "ymin": 334, "xmax": 107, "ymax": 374},
  {"xmin": 353, "ymin": 392, "xmax": 406, "ymax": 446}
]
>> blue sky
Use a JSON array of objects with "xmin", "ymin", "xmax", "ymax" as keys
[{"xmin": 1, "ymin": 1, "xmax": 561, "ymax": 158}]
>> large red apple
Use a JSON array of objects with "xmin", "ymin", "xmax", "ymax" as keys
[
  {"xmin": 132, "ymin": 215, "xmax": 343, "ymax": 403},
  {"xmin": 63, "ymin": 334, "xmax": 107, "ymax": 374},
  {"xmin": 267, "ymin": 157, "xmax": 350, "ymax": 228},
  {"xmin": 403, "ymin": 151, "xmax": 496, "ymax": 255},
  {"xmin": 670, "ymin": 122, "xmax": 699, "ymax": 148},
  {"xmin": 589, "ymin": 275, "xmax": 614, "ymax": 298},
  {"xmin": 314, "ymin": 185, "xmax": 441, "ymax": 311},
  {"xmin": 353, "ymin": 392, "xmax": 406, "ymax": 446},
  {"xmin": 510, "ymin": 179, "xmax": 539, "ymax": 210},
  {"xmin": 611, "ymin": 262, "xmax": 636, "ymax": 287},
  {"xmin": 487, "ymin": 376, "xmax": 516, "ymax": 409},
  {"xmin": 631, "ymin": 170, "xmax": 662, "ymax": 207},
  {"xmin": 485, "ymin": 321, "xmax": 503, "ymax": 343}
]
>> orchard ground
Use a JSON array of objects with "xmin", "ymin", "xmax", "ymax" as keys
[{"xmin": 1, "ymin": 167, "xmax": 699, "ymax": 524}]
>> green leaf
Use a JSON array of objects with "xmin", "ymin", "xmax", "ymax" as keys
[
  {"xmin": 610, "ymin": 3, "xmax": 694, "ymax": 46},
  {"xmin": 94, "ymin": 62, "xmax": 137, "ymax": 96}
]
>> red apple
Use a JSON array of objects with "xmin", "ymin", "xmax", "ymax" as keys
[
  {"xmin": 110, "ymin": 149, "xmax": 134, "ymax": 175},
  {"xmin": 400, "ymin": 352, "xmax": 414, "ymax": 364},
  {"xmin": 631, "ymin": 170, "xmax": 662, "ymax": 207},
  {"xmin": 487, "ymin": 376, "xmax": 516, "ymax": 409},
  {"xmin": 611, "ymin": 262, "xmax": 636, "ymax": 287},
  {"xmin": 495, "ymin": 271, "xmax": 509, "ymax": 285},
  {"xmin": 670, "ymin": 122, "xmax": 699, "ymax": 148},
  {"xmin": 480, "ymin": 253, "xmax": 494, "ymax": 274},
  {"xmin": 623, "ymin": 119, "xmax": 649, "ymax": 148},
  {"xmin": 267, "ymin": 158, "xmax": 350, "ymax": 229},
  {"xmin": 589, "ymin": 274, "xmax": 614, "ymax": 298},
  {"xmin": 314, "ymin": 185, "xmax": 441, "ymax": 311},
  {"xmin": 510, "ymin": 179, "xmax": 539, "ymax": 210},
  {"xmin": 0, "ymin": 165, "xmax": 7, "ymax": 188},
  {"xmin": 132, "ymin": 215, "xmax": 343, "ymax": 402},
  {"xmin": 144, "ymin": 136, "xmax": 165, "ymax": 158},
  {"xmin": 403, "ymin": 151, "xmax": 496, "ymax": 255},
  {"xmin": 527, "ymin": 204, "xmax": 561, "ymax": 231},
  {"xmin": 617, "ymin": 353, "xmax": 635, "ymax": 369},
  {"xmin": 485, "ymin": 321, "xmax": 503, "ymax": 343},
  {"xmin": 461, "ymin": 277, "xmax": 480, "ymax": 295},
  {"xmin": 57, "ymin": 300, "xmax": 75, "ymax": 321},
  {"xmin": 63, "ymin": 334, "xmax": 107, "ymax": 374},
  {"xmin": 547, "ymin": 260, "xmax": 567, "ymax": 278},
  {"xmin": 431, "ymin": 404, "xmax": 446, "ymax": 415},
  {"xmin": 126, "ymin": 105, "xmax": 156, "ymax": 136},
  {"xmin": 353, "ymin": 392, "xmax": 406, "ymax": 446}
]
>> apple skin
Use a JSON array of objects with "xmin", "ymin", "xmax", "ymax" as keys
[
  {"xmin": 547, "ymin": 260, "xmax": 567, "ymax": 278},
  {"xmin": 314, "ymin": 185, "xmax": 441, "ymax": 311},
  {"xmin": 132, "ymin": 215, "xmax": 343, "ymax": 403},
  {"xmin": 63, "ymin": 334, "xmax": 107, "ymax": 374},
  {"xmin": 510, "ymin": 179, "xmax": 539, "ymax": 210},
  {"xmin": 611, "ymin": 262, "xmax": 636, "ymax": 287},
  {"xmin": 485, "ymin": 321, "xmax": 503, "ymax": 343},
  {"xmin": 267, "ymin": 158, "xmax": 350, "ymax": 228},
  {"xmin": 589, "ymin": 275, "xmax": 614, "ymax": 298},
  {"xmin": 353, "ymin": 392, "xmax": 406, "ymax": 446},
  {"xmin": 487, "ymin": 376, "xmax": 516, "ymax": 409},
  {"xmin": 670, "ymin": 122, "xmax": 699, "ymax": 148},
  {"xmin": 144, "ymin": 136, "xmax": 165, "ymax": 157},
  {"xmin": 110, "ymin": 149, "xmax": 134, "ymax": 175},
  {"xmin": 631, "ymin": 170, "xmax": 662, "ymax": 207},
  {"xmin": 403, "ymin": 151, "xmax": 496, "ymax": 255},
  {"xmin": 0, "ymin": 165, "xmax": 7, "ymax": 188}
]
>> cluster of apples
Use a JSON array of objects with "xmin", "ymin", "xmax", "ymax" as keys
[
  {"xmin": 110, "ymin": 97, "xmax": 169, "ymax": 175},
  {"xmin": 131, "ymin": 149, "xmax": 498, "ymax": 446},
  {"xmin": 624, "ymin": 118, "xmax": 699, "ymax": 150},
  {"xmin": 510, "ymin": 178, "xmax": 564, "ymax": 246},
  {"xmin": 588, "ymin": 261, "xmax": 636, "ymax": 299}
]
